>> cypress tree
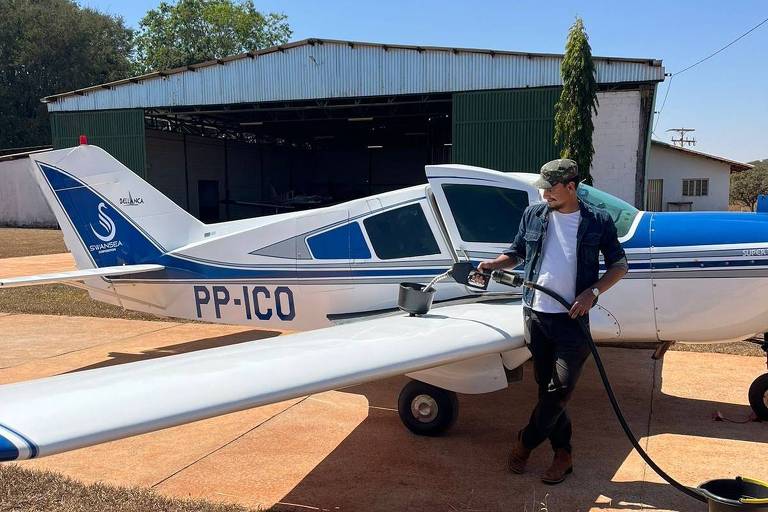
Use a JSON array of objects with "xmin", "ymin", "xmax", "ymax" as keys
[{"xmin": 554, "ymin": 17, "xmax": 599, "ymax": 185}]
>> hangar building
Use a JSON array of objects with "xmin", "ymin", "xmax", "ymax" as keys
[{"xmin": 41, "ymin": 39, "xmax": 664, "ymax": 222}]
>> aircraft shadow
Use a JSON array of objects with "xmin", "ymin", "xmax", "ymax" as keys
[
  {"xmin": 62, "ymin": 329, "xmax": 281, "ymax": 374},
  {"xmin": 271, "ymin": 348, "xmax": 766, "ymax": 512}
]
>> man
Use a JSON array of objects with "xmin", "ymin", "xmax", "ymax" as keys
[{"xmin": 477, "ymin": 159, "xmax": 628, "ymax": 484}]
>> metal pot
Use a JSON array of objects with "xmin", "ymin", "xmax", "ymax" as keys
[
  {"xmin": 398, "ymin": 282, "xmax": 435, "ymax": 316},
  {"xmin": 698, "ymin": 478, "xmax": 768, "ymax": 511}
]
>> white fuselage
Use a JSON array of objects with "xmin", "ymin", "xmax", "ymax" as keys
[
  {"xmin": 25, "ymin": 148, "xmax": 768, "ymax": 345},
  {"xmin": 79, "ymin": 167, "xmax": 768, "ymax": 345}
]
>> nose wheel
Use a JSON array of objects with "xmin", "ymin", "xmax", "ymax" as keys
[
  {"xmin": 749, "ymin": 373, "xmax": 768, "ymax": 421},
  {"xmin": 397, "ymin": 380, "xmax": 458, "ymax": 436}
]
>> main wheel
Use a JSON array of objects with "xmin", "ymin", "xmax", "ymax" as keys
[
  {"xmin": 748, "ymin": 373, "xmax": 768, "ymax": 421},
  {"xmin": 397, "ymin": 379, "xmax": 458, "ymax": 436}
]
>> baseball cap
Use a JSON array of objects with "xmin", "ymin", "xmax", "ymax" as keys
[{"xmin": 532, "ymin": 159, "xmax": 579, "ymax": 189}]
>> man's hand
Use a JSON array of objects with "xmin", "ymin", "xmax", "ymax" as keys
[
  {"xmin": 568, "ymin": 264, "xmax": 628, "ymax": 318},
  {"xmin": 477, "ymin": 254, "xmax": 519, "ymax": 274},
  {"xmin": 477, "ymin": 260, "xmax": 495, "ymax": 273},
  {"xmin": 569, "ymin": 289, "xmax": 596, "ymax": 319}
]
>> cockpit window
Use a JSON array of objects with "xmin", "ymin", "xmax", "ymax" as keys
[
  {"xmin": 442, "ymin": 184, "xmax": 528, "ymax": 243},
  {"xmin": 363, "ymin": 204, "xmax": 441, "ymax": 259},
  {"xmin": 576, "ymin": 184, "xmax": 639, "ymax": 238}
]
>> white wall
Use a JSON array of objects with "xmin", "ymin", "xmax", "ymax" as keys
[
  {"xmin": 646, "ymin": 144, "xmax": 730, "ymax": 211},
  {"xmin": 591, "ymin": 90, "xmax": 642, "ymax": 206},
  {"xmin": 0, "ymin": 155, "xmax": 57, "ymax": 227}
]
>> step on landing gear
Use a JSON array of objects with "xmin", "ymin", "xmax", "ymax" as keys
[
  {"xmin": 397, "ymin": 379, "xmax": 458, "ymax": 436},
  {"xmin": 748, "ymin": 336, "xmax": 768, "ymax": 421}
]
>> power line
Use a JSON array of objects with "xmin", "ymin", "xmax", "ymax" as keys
[
  {"xmin": 652, "ymin": 74, "xmax": 673, "ymax": 135},
  {"xmin": 674, "ymin": 15, "xmax": 768, "ymax": 76},
  {"xmin": 652, "ymin": 15, "xmax": 768, "ymax": 135}
]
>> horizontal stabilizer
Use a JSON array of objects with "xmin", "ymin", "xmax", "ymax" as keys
[
  {"xmin": 0, "ymin": 264, "xmax": 164, "ymax": 288},
  {"xmin": 0, "ymin": 301, "xmax": 524, "ymax": 461}
]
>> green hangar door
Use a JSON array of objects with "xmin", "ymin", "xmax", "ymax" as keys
[
  {"xmin": 452, "ymin": 88, "xmax": 561, "ymax": 173},
  {"xmin": 50, "ymin": 110, "xmax": 147, "ymax": 177}
]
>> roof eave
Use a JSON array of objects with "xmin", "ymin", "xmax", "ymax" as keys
[{"xmin": 652, "ymin": 140, "xmax": 752, "ymax": 170}]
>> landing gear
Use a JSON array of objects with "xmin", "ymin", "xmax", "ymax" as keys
[
  {"xmin": 749, "ymin": 374, "xmax": 768, "ymax": 421},
  {"xmin": 750, "ymin": 338, "xmax": 768, "ymax": 421},
  {"xmin": 397, "ymin": 379, "xmax": 458, "ymax": 436}
]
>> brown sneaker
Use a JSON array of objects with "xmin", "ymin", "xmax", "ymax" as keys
[
  {"xmin": 541, "ymin": 448, "xmax": 573, "ymax": 484},
  {"xmin": 507, "ymin": 432, "xmax": 532, "ymax": 474}
]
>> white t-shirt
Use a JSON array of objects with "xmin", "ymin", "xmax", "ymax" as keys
[{"xmin": 531, "ymin": 209, "xmax": 581, "ymax": 313}]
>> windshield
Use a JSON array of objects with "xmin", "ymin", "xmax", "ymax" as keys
[{"xmin": 576, "ymin": 184, "xmax": 639, "ymax": 238}]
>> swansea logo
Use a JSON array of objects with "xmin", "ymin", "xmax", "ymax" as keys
[{"xmin": 90, "ymin": 202, "xmax": 116, "ymax": 242}]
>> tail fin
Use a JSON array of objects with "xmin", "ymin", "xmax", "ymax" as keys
[{"xmin": 29, "ymin": 145, "xmax": 204, "ymax": 269}]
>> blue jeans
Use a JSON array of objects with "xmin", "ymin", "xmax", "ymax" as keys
[{"xmin": 521, "ymin": 307, "xmax": 592, "ymax": 453}]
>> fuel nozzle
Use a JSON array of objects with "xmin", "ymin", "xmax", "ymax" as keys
[{"xmin": 491, "ymin": 269, "xmax": 525, "ymax": 288}]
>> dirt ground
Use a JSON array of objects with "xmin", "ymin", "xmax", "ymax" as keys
[
  {"xmin": 1, "ymin": 313, "xmax": 766, "ymax": 512},
  {"xmin": 0, "ymin": 229, "xmax": 767, "ymax": 511}
]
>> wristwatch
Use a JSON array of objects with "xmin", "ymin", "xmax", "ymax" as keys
[{"xmin": 591, "ymin": 287, "xmax": 600, "ymax": 298}]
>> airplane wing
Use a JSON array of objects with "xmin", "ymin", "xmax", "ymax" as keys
[
  {"xmin": 0, "ymin": 264, "xmax": 165, "ymax": 288},
  {"xmin": 0, "ymin": 301, "xmax": 524, "ymax": 461}
]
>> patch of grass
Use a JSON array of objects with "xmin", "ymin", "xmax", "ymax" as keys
[
  {"xmin": 0, "ymin": 464, "xmax": 267, "ymax": 512},
  {"xmin": 0, "ymin": 228, "xmax": 66, "ymax": 258},
  {"xmin": 0, "ymin": 284, "xmax": 183, "ymax": 322},
  {"xmin": 670, "ymin": 339, "xmax": 765, "ymax": 357}
]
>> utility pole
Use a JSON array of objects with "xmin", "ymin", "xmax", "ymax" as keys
[{"xmin": 666, "ymin": 128, "xmax": 696, "ymax": 147}]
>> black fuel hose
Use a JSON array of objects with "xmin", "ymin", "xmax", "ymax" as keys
[{"xmin": 510, "ymin": 276, "xmax": 707, "ymax": 503}]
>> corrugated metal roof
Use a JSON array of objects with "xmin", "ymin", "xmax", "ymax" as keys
[{"xmin": 44, "ymin": 38, "xmax": 665, "ymax": 112}]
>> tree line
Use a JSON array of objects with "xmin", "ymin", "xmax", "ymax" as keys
[
  {"xmin": 0, "ymin": 0, "xmax": 291, "ymax": 149},
  {"xmin": 731, "ymin": 160, "xmax": 768, "ymax": 211}
]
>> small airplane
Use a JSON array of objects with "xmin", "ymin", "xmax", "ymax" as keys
[{"xmin": 0, "ymin": 143, "xmax": 766, "ymax": 462}]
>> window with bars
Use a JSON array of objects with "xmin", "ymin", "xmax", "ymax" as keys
[{"xmin": 682, "ymin": 178, "xmax": 709, "ymax": 196}]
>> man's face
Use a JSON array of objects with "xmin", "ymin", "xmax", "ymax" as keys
[{"xmin": 542, "ymin": 181, "xmax": 577, "ymax": 210}]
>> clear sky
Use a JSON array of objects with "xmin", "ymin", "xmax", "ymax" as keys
[{"xmin": 81, "ymin": 0, "xmax": 768, "ymax": 162}]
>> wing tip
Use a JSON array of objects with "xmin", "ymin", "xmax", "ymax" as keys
[{"xmin": 0, "ymin": 433, "xmax": 20, "ymax": 461}]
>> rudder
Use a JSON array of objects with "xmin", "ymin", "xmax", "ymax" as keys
[{"xmin": 29, "ymin": 145, "xmax": 204, "ymax": 269}]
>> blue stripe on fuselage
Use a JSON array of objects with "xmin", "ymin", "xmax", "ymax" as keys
[
  {"xmin": 650, "ymin": 211, "xmax": 768, "ymax": 247},
  {"xmin": 620, "ymin": 213, "xmax": 651, "ymax": 249},
  {"xmin": 147, "ymin": 259, "xmax": 449, "ymax": 280},
  {"xmin": 610, "ymin": 211, "xmax": 767, "ymax": 251}
]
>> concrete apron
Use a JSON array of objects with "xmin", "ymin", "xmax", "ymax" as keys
[
  {"xmin": 0, "ymin": 315, "xmax": 765, "ymax": 511},
  {"xmin": 0, "ymin": 252, "xmax": 75, "ymax": 279}
]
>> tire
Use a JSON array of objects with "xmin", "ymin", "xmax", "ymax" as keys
[
  {"xmin": 748, "ymin": 373, "xmax": 768, "ymax": 421},
  {"xmin": 397, "ymin": 379, "xmax": 459, "ymax": 436}
]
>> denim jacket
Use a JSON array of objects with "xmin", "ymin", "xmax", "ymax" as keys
[{"xmin": 504, "ymin": 201, "xmax": 627, "ymax": 307}]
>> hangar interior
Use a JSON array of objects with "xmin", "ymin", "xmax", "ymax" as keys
[
  {"xmin": 143, "ymin": 93, "xmax": 452, "ymax": 222},
  {"xmin": 43, "ymin": 39, "xmax": 664, "ymax": 222}
]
